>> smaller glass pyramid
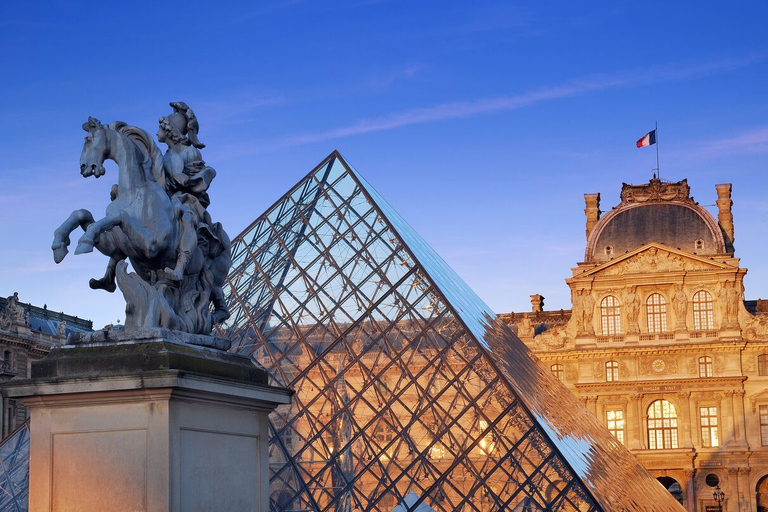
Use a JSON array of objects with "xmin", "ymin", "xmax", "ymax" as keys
[{"xmin": 219, "ymin": 152, "xmax": 685, "ymax": 511}]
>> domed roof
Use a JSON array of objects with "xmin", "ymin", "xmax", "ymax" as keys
[{"xmin": 585, "ymin": 179, "xmax": 726, "ymax": 263}]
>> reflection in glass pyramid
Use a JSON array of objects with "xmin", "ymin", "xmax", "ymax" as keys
[
  {"xmin": 0, "ymin": 421, "xmax": 29, "ymax": 512},
  {"xmin": 218, "ymin": 151, "xmax": 685, "ymax": 511}
]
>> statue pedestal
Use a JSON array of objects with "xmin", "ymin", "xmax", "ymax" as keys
[{"xmin": 6, "ymin": 338, "xmax": 291, "ymax": 512}]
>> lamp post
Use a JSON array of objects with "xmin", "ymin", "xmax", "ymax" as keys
[{"xmin": 712, "ymin": 484, "xmax": 725, "ymax": 512}]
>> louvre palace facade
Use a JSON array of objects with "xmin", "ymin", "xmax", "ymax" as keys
[
  {"xmin": 501, "ymin": 177, "xmax": 768, "ymax": 512},
  {"xmin": 0, "ymin": 294, "xmax": 92, "ymax": 436}
]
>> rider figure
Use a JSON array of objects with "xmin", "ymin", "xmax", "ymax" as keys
[{"xmin": 157, "ymin": 102, "xmax": 216, "ymax": 281}]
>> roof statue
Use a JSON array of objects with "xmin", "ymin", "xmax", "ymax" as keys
[
  {"xmin": 52, "ymin": 103, "xmax": 231, "ymax": 345},
  {"xmin": 217, "ymin": 151, "xmax": 686, "ymax": 511}
]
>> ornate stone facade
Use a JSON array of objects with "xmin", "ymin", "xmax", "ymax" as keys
[
  {"xmin": 0, "ymin": 293, "xmax": 92, "ymax": 436},
  {"xmin": 502, "ymin": 179, "xmax": 768, "ymax": 512}
]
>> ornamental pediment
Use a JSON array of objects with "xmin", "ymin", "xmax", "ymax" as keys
[{"xmin": 581, "ymin": 243, "xmax": 733, "ymax": 278}]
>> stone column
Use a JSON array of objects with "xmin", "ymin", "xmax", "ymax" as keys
[
  {"xmin": 628, "ymin": 394, "xmax": 644, "ymax": 450},
  {"xmin": 728, "ymin": 467, "xmax": 741, "ymax": 512},
  {"xmin": 723, "ymin": 391, "xmax": 737, "ymax": 446},
  {"xmin": 732, "ymin": 390, "xmax": 748, "ymax": 448},
  {"xmin": 738, "ymin": 467, "xmax": 751, "ymax": 512},
  {"xmin": 678, "ymin": 391, "xmax": 693, "ymax": 448},
  {"xmin": 683, "ymin": 469, "xmax": 696, "ymax": 512},
  {"xmin": 586, "ymin": 396, "xmax": 598, "ymax": 416},
  {"xmin": 6, "ymin": 337, "xmax": 292, "ymax": 512}
]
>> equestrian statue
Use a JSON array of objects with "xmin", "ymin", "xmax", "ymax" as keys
[{"xmin": 52, "ymin": 102, "xmax": 231, "ymax": 338}]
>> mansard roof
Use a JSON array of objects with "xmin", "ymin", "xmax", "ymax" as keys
[{"xmin": 585, "ymin": 178, "xmax": 726, "ymax": 263}]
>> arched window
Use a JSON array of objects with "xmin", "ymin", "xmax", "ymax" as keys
[
  {"xmin": 692, "ymin": 291, "xmax": 714, "ymax": 330},
  {"xmin": 605, "ymin": 361, "xmax": 619, "ymax": 382},
  {"xmin": 600, "ymin": 296, "xmax": 622, "ymax": 335},
  {"xmin": 551, "ymin": 364, "xmax": 564, "ymax": 383},
  {"xmin": 648, "ymin": 399, "xmax": 678, "ymax": 449},
  {"xmin": 699, "ymin": 356, "xmax": 713, "ymax": 378},
  {"xmin": 759, "ymin": 354, "xmax": 768, "ymax": 376},
  {"xmin": 646, "ymin": 293, "xmax": 668, "ymax": 333}
]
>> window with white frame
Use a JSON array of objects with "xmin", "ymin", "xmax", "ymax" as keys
[
  {"xmin": 759, "ymin": 355, "xmax": 768, "ymax": 376},
  {"xmin": 761, "ymin": 405, "xmax": 768, "ymax": 446},
  {"xmin": 551, "ymin": 364, "xmax": 564, "ymax": 383},
  {"xmin": 699, "ymin": 406, "xmax": 719, "ymax": 448},
  {"xmin": 600, "ymin": 295, "xmax": 622, "ymax": 335},
  {"xmin": 605, "ymin": 360, "xmax": 619, "ymax": 382},
  {"xmin": 647, "ymin": 399, "xmax": 678, "ymax": 449},
  {"xmin": 699, "ymin": 356, "xmax": 713, "ymax": 378},
  {"xmin": 692, "ymin": 290, "xmax": 714, "ymax": 330},
  {"xmin": 606, "ymin": 408, "xmax": 625, "ymax": 444},
  {"xmin": 646, "ymin": 293, "xmax": 668, "ymax": 333}
]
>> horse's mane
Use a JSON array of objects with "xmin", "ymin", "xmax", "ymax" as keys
[{"xmin": 109, "ymin": 122, "xmax": 166, "ymax": 190}]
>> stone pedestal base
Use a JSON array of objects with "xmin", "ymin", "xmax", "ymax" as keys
[{"xmin": 6, "ymin": 339, "xmax": 291, "ymax": 512}]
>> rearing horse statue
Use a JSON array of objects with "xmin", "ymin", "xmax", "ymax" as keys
[{"xmin": 52, "ymin": 116, "xmax": 230, "ymax": 336}]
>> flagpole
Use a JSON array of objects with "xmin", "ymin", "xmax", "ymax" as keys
[{"xmin": 655, "ymin": 121, "xmax": 660, "ymax": 181}]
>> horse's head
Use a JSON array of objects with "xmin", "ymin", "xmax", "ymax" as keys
[{"xmin": 80, "ymin": 117, "xmax": 108, "ymax": 178}]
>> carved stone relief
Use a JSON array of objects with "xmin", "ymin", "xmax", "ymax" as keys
[
  {"xmin": 687, "ymin": 357, "xmax": 697, "ymax": 376},
  {"xmin": 565, "ymin": 364, "xmax": 579, "ymax": 382},
  {"xmin": 620, "ymin": 178, "xmax": 693, "ymax": 205},
  {"xmin": 534, "ymin": 326, "xmax": 570, "ymax": 349},
  {"xmin": 743, "ymin": 314, "xmax": 768, "ymax": 341},
  {"xmin": 593, "ymin": 362, "xmax": 603, "ymax": 379},
  {"xmin": 619, "ymin": 360, "xmax": 630, "ymax": 378},
  {"xmin": 601, "ymin": 247, "xmax": 712, "ymax": 276},
  {"xmin": 639, "ymin": 356, "xmax": 678, "ymax": 376},
  {"xmin": 714, "ymin": 356, "xmax": 725, "ymax": 375}
]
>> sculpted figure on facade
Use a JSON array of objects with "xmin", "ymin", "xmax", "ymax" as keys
[
  {"xmin": 51, "ymin": 103, "xmax": 232, "ymax": 341},
  {"xmin": 718, "ymin": 280, "xmax": 740, "ymax": 328},
  {"xmin": 673, "ymin": 285, "xmax": 688, "ymax": 331},
  {"xmin": 1, "ymin": 292, "xmax": 28, "ymax": 329},
  {"xmin": 573, "ymin": 290, "xmax": 595, "ymax": 336},
  {"xmin": 56, "ymin": 320, "xmax": 67, "ymax": 338},
  {"xmin": 625, "ymin": 286, "xmax": 641, "ymax": 334}
]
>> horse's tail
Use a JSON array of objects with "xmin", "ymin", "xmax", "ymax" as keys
[{"xmin": 110, "ymin": 122, "xmax": 166, "ymax": 190}]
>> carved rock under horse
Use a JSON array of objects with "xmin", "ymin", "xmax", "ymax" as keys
[{"xmin": 52, "ymin": 113, "xmax": 231, "ymax": 342}]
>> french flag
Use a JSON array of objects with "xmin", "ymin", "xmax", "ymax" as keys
[{"xmin": 636, "ymin": 129, "xmax": 657, "ymax": 148}]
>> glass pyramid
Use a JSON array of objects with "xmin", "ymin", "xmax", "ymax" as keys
[
  {"xmin": 218, "ymin": 152, "xmax": 685, "ymax": 512},
  {"xmin": 0, "ymin": 421, "xmax": 29, "ymax": 512}
]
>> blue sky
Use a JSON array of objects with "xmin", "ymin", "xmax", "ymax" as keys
[{"xmin": 1, "ymin": 2, "xmax": 766, "ymax": 328}]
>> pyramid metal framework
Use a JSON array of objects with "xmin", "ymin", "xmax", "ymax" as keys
[
  {"xmin": 0, "ymin": 421, "xmax": 29, "ymax": 512},
  {"xmin": 218, "ymin": 152, "xmax": 685, "ymax": 512}
]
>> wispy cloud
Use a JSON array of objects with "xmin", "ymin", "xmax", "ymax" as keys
[
  {"xmin": 367, "ymin": 63, "xmax": 424, "ymax": 91},
  {"xmin": 698, "ymin": 126, "xmax": 768, "ymax": 155},
  {"xmin": 256, "ymin": 53, "xmax": 767, "ymax": 151},
  {"xmin": 197, "ymin": 95, "xmax": 285, "ymax": 131}
]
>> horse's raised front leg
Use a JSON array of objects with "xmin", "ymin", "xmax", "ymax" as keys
[
  {"xmin": 75, "ymin": 212, "xmax": 123, "ymax": 255},
  {"xmin": 52, "ymin": 209, "xmax": 95, "ymax": 263}
]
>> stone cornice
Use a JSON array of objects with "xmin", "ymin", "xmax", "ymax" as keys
[
  {"xmin": 534, "ymin": 342, "xmax": 746, "ymax": 359},
  {"xmin": 574, "ymin": 376, "xmax": 746, "ymax": 393}
]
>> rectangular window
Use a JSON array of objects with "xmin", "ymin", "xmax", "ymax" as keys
[
  {"xmin": 606, "ymin": 409, "xmax": 625, "ymax": 444},
  {"xmin": 699, "ymin": 406, "xmax": 719, "ymax": 448},
  {"xmin": 761, "ymin": 406, "xmax": 768, "ymax": 446}
]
